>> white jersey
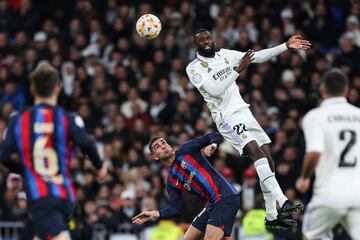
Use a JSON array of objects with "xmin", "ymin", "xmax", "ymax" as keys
[
  {"xmin": 186, "ymin": 49, "xmax": 248, "ymax": 114},
  {"xmin": 186, "ymin": 44, "xmax": 287, "ymax": 115},
  {"xmin": 302, "ymin": 97, "xmax": 360, "ymax": 207}
]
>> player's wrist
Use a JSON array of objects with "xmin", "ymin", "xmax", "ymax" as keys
[{"xmin": 152, "ymin": 210, "xmax": 160, "ymax": 218}]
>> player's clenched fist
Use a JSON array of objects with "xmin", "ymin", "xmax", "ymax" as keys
[{"xmin": 132, "ymin": 211, "xmax": 160, "ymax": 224}]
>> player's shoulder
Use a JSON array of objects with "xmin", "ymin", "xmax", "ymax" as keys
[
  {"xmin": 186, "ymin": 58, "xmax": 201, "ymax": 71},
  {"xmin": 303, "ymin": 107, "xmax": 322, "ymax": 122}
]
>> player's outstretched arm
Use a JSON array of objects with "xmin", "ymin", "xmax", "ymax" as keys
[
  {"xmin": 132, "ymin": 210, "xmax": 160, "ymax": 225},
  {"xmin": 252, "ymin": 35, "xmax": 311, "ymax": 63},
  {"xmin": 180, "ymin": 132, "xmax": 222, "ymax": 153}
]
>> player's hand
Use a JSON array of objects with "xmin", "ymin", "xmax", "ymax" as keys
[
  {"xmin": 286, "ymin": 35, "xmax": 311, "ymax": 50},
  {"xmin": 296, "ymin": 177, "xmax": 310, "ymax": 193},
  {"xmin": 132, "ymin": 211, "xmax": 160, "ymax": 224},
  {"xmin": 236, "ymin": 49, "xmax": 254, "ymax": 73},
  {"xmin": 204, "ymin": 143, "xmax": 217, "ymax": 157},
  {"xmin": 97, "ymin": 161, "xmax": 110, "ymax": 183}
]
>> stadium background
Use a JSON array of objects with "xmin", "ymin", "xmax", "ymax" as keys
[{"xmin": 0, "ymin": 0, "xmax": 359, "ymax": 239}]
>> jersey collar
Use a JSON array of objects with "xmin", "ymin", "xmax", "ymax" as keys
[{"xmin": 321, "ymin": 97, "xmax": 347, "ymax": 107}]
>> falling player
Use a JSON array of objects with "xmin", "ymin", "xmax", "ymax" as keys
[
  {"xmin": 0, "ymin": 63, "xmax": 108, "ymax": 240},
  {"xmin": 186, "ymin": 29, "xmax": 311, "ymax": 229},
  {"xmin": 133, "ymin": 132, "xmax": 253, "ymax": 240},
  {"xmin": 296, "ymin": 69, "xmax": 360, "ymax": 239}
]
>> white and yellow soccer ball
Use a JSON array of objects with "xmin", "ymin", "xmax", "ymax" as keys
[{"xmin": 136, "ymin": 14, "xmax": 162, "ymax": 40}]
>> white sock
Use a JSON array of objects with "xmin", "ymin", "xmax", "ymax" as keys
[
  {"xmin": 260, "ymin": 181, "xmax": 278, "ymax": 220},
  {"xmin": 254, "ymin": 158, "xmax": 288, "ymax": 207}
]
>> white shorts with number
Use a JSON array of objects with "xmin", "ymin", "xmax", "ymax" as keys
[
  {"xmin": 303, "ymin": 201, "xmax": 360, "ymax": 240},
  {"xmin": 212, "ymin": 107, "xmax": 271, "ymax": 155}
]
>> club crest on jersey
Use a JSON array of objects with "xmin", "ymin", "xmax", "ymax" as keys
[
  {"xmin": 200, "ymin": 61, "xmax": 208, "ymax": 68},
  {"xmin": 180, "ymin": 161, "xmax": 187, "ymax": 169},
  {"xmin": 224, "ymin": 58, "xmax": 229, "ymax": 64},
  {"xmin": 184, "ymin": 183, "xmax": 191, "ymax": 191}
]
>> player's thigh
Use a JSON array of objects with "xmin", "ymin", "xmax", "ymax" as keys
[
  {"xmin": 204, "ymin": 224, "xmax": 224, "ymax": 240},
  {"xmin": 28, "ymin": 198, "xmax": 72, "ymax": 239},
  {"xmin": 342, "ymin": 207, "xmax": 360, "ymax": 240},
  {"xmin": 184, "ymin": 225, "xmax": 204, "ymax": 240},
  {"xmin": 190, "ymin": 208, "xmax": 209, "ymax": 238},
  {"xmin": 302, "ymin": 203, "xmax": 344, "ymax": 240},
  {"xmin": 208, "ymin": 195, "xmax": 240, "ymax": 237},
  {"xmin": 215, "ymin": 109, "xmax": 270, "ymax": 155}
]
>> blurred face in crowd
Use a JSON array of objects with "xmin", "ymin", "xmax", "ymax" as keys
[
  {"xmin": 194, "ymin": 30, "xmax": 216, "ymax": 57},
  {"xmin": 151, "ymin": 138, "xmax": 173, "ymax": 161}
]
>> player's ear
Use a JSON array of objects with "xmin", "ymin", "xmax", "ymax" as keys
[
  {"xmin": 343, "ymin": 85, "xmax": 349, "ymax": 97},
  {"xmin": 30, "ymin": 83, "xmax": 36, "ymax": 96},
  {"xmin": 152, "ymin": 153, "xmax": 160, "ymax": 161},
  {"xmin": 319, "ymin": 83, "xmax": 325, "ymax": 98},
  {"xmin": 54, "ymin": 83, "xmax": 62, "ymax": 95}
]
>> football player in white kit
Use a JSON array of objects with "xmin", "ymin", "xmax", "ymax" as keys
[
  {"xmin": 186, "ymin": 29, "xmax": 311, "ymax": 230},
  {"xmin": 296, "ymin": 69, "xmax": 360, "ymax": 240}
]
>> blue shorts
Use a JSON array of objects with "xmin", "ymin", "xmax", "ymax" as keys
[
  {"xmin": 192, "ymin": 194, "xmax": 240, "ymax": 236},
  {"xmin": 28, "ymin": 197, "xmax": 74, "ymax": 239}
]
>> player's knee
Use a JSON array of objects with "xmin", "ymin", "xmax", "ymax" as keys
[
  {"xmin": 53, "ymin": 231, "xmax": 71, "ymax": 240},
  {"xmin": 244, "ymin": 141, "xmax": 265, "ymax": 161}
]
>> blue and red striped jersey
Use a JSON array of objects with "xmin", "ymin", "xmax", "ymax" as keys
[
  {"xmin": 0, "ymin": 103, "xmax": 103, "ymax": 202},
  {"xmin": 159, "ymin": 132, "xmax": 238, "ymax": 219}
]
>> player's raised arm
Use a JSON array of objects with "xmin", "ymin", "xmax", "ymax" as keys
[
  {"xmin": 252, "ymin": 35, "xmax": 311, "ymax": 63},
  {"xmin": 179, "ymin": 132, "xmax": 222, "ymax": 154}
]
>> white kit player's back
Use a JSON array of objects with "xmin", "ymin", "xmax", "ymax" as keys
[{"xmin": 303, "ymin": 97, "xmax": 360, "ymax": 207}]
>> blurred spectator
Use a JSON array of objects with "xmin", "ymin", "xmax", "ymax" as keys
[{"xmin": 0, "ymin": 1, "xmax": 358, "ymax": 239}]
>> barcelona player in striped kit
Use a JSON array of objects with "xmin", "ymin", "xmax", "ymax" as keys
[
  {"xmin": 132, "ymin": 132, "xmax": 240, "ymax": 240},
  {"xmin": 0, "ymin": 63, "xmax": 108, "ymax": 240}
]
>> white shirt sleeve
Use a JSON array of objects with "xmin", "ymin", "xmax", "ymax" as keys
[
  {"xmin": 186, "ymin": 64, "xmax": 207, "ymax": 89},
  {"xmin": 226, "ymin": 43, "xmax": 288, "ymax": 65},
  {"xmin": 252, "ymin": 43, "xmax": 288, "ymax": 63},
  {"xmin": 302, "ymin": 111, "xmax": 325, "ymax": 153},
  {"xmin": 186, "ymin": 64, "xmax": 239, "ymax": 97}
]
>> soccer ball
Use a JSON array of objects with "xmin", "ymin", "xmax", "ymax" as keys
[{"xmin": 136, "ymin": 14, "xmax": 162, "ymax": 40}]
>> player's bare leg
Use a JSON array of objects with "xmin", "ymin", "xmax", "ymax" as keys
[
  {"xmin": 184, "ymin": 225, "xmax": 204, "ymax": 240},
  {"xmin": 204, "ymin": 225, "xmax": 224, "ymax": 240}
]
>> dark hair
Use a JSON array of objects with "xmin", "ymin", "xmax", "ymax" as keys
[
  {"xmin": 148, "ymin": 137, "xmax": 162, "ymax": 153},
  {"xmin": 322, "ymin": 68, "xmax": 348, "ymax": 96},
  {"xmin": 193, "ymin": 28, "xmax": 210, "ymax": 39},
  {"xmin": 29, "ymin": 63, "xmax": 60, "ymax": 98}
]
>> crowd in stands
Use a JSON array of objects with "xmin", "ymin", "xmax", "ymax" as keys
[{"xmin": 0, "ymin": 0, "xmax": 359, "ymax": 239}]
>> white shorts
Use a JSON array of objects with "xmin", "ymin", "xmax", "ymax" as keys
[
  {"xmin": 212, "ymin": 108, "xmax": 271, "ymax": 155},
  {"xmin": 303, "ymin": 201, "xmax": 360, "ymax": 240}
]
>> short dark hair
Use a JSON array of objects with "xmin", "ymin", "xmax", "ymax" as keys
[
  {"xmin": 29, "ymin": 63, "xmax": 60, "ymax": 98},
  {"xmin": 322, "ymin": 68, "xmax": 348, "ymax": 96},
  {"xmin": 193, "ymin": 28, "xmax": 210, "ymax": 39},
  {"xmin": 148, "ymin": 137, "xmax": 162, "ymax": 153}
]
